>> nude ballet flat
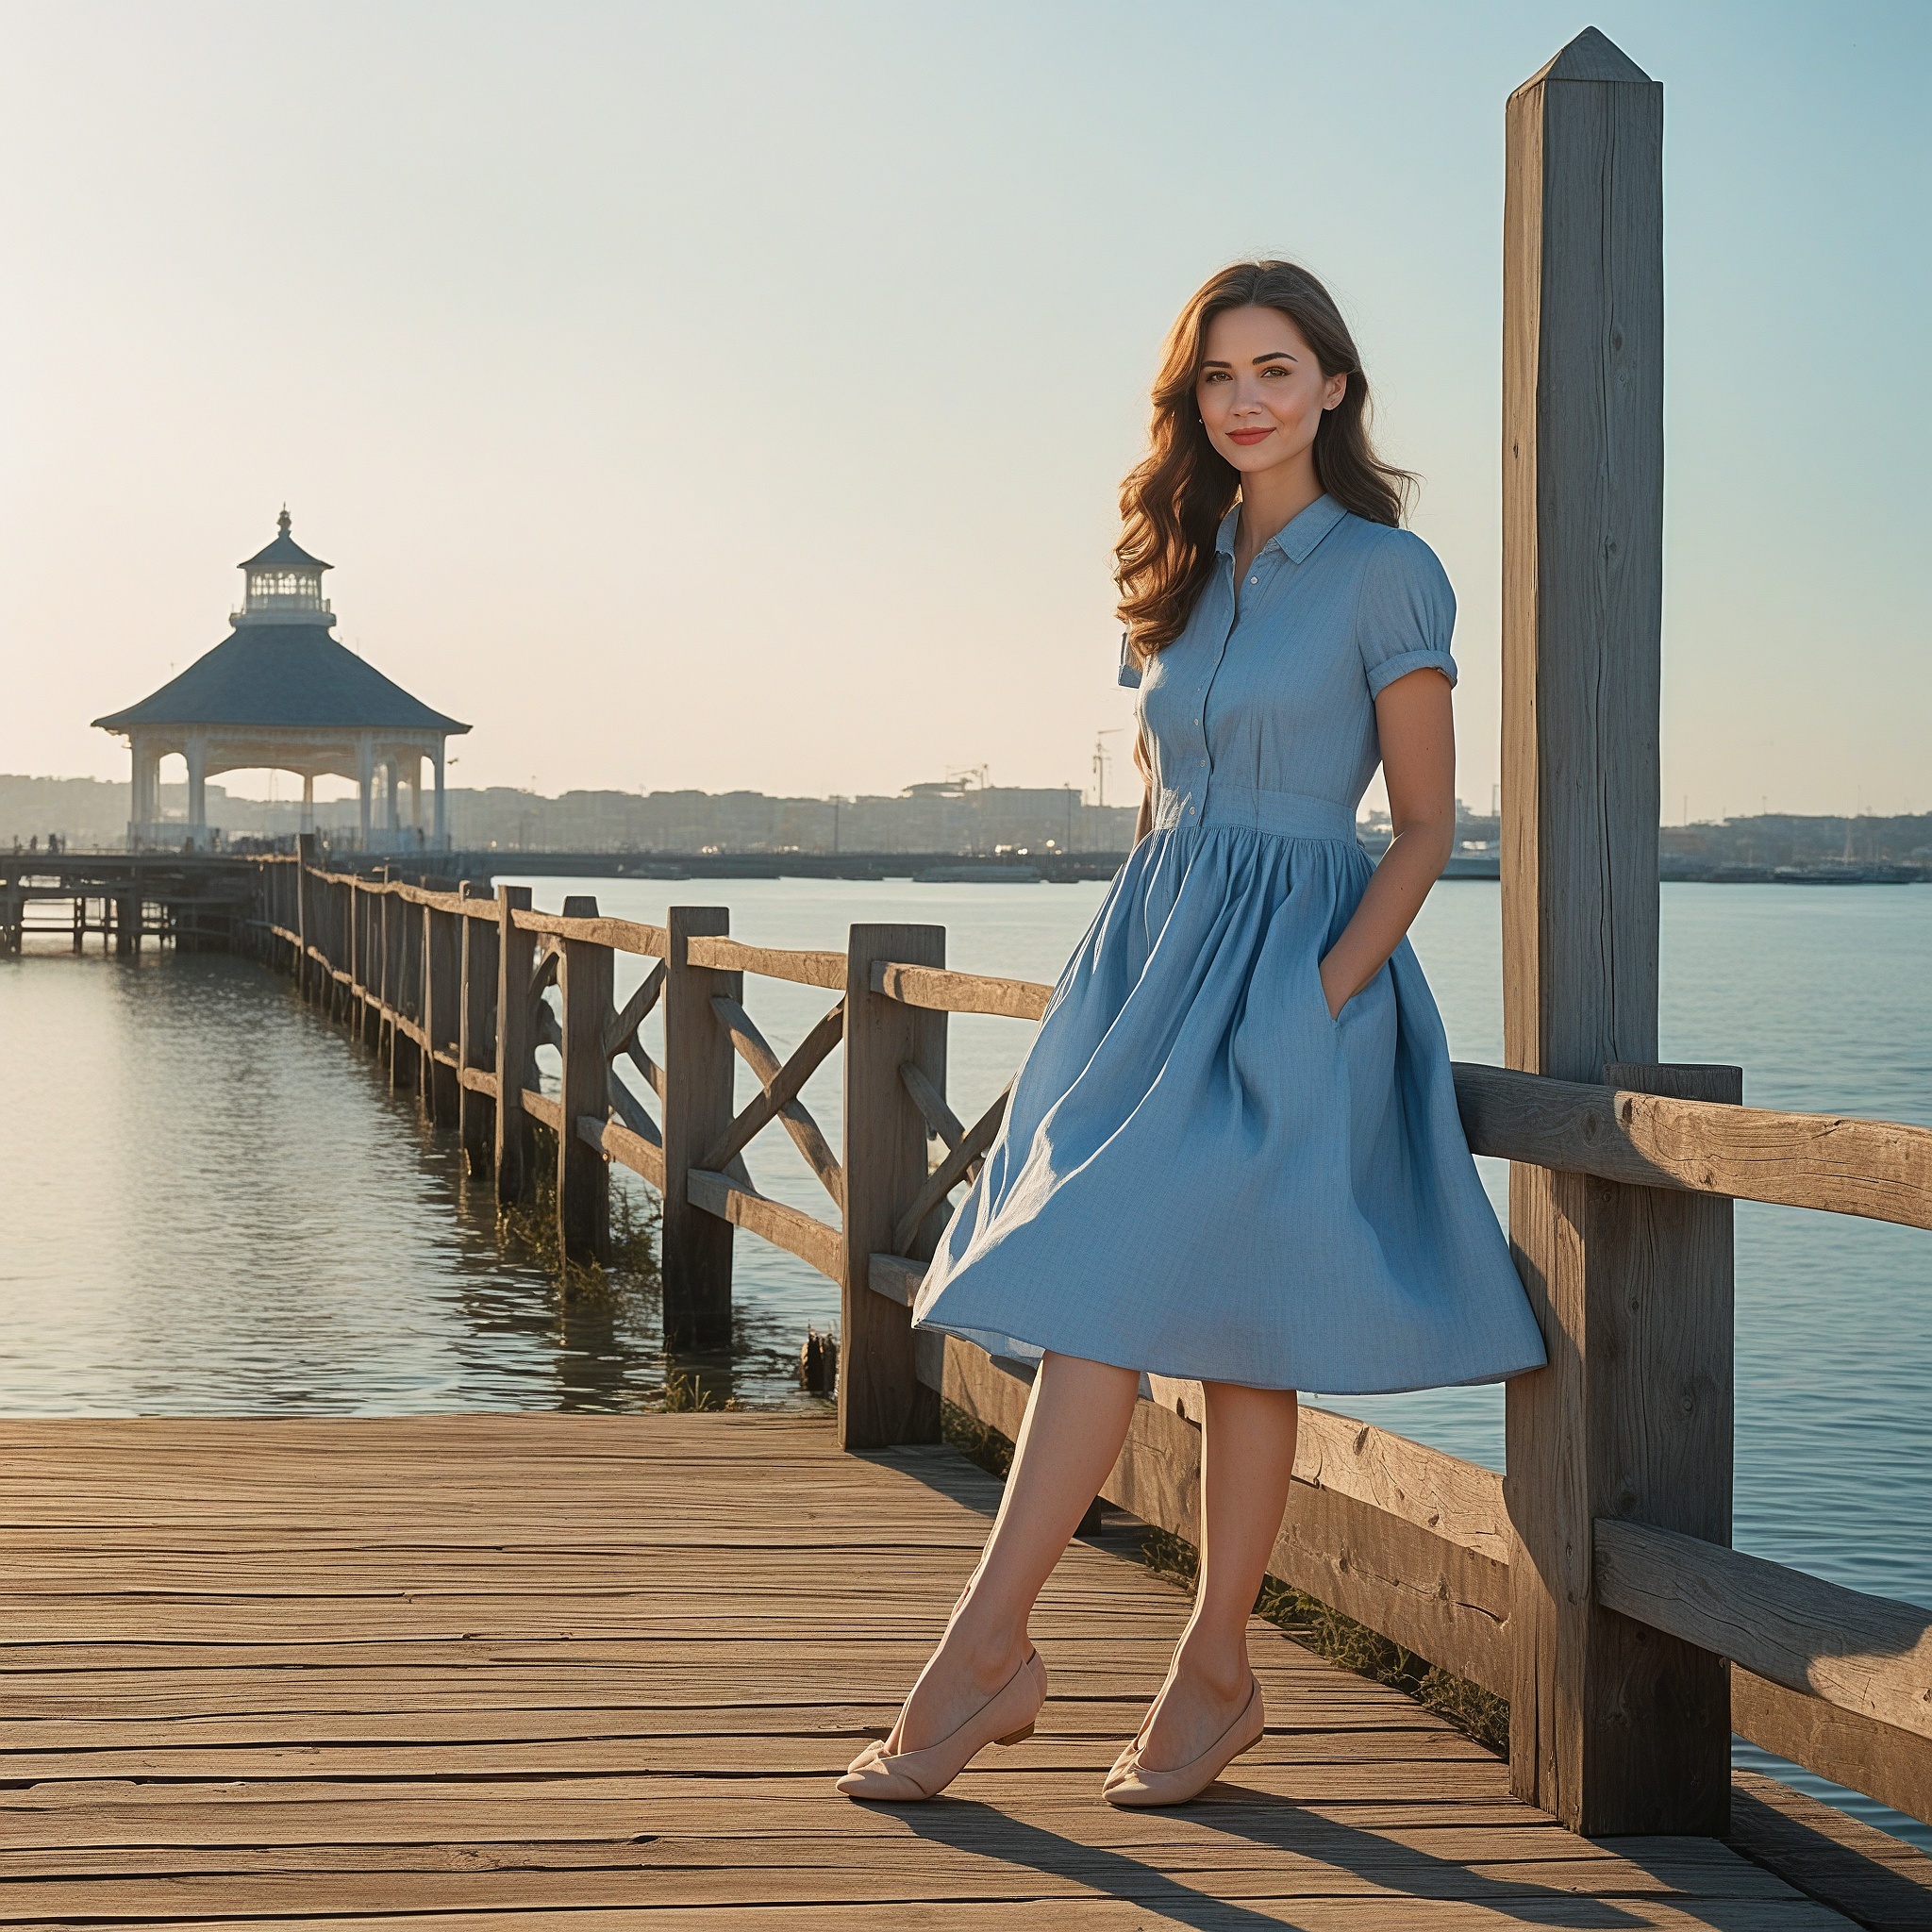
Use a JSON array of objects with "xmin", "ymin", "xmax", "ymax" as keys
[
  {"xmin": 836, "ymin": 1651, "xmax": 1047, "ymax": 1801},
  {"xmin": 1103, "ymin": 1674, "xmax": 1264, "ymax": 1807},
  {"xmin": 846, "ymin": 1581, "xmax": 979, "ymax": 1774}
]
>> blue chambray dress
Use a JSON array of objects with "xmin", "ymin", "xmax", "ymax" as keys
[{"xmin": 911, "ymin": 494, "xmax": 1548, "ymax": 1394}]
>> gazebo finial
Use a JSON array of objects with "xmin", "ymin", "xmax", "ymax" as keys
[{"xmin": 277, "ymin": 505, "xmax": 291, "ymax": 536}]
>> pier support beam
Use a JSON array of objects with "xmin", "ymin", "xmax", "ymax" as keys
[
  {"xmin": 839, "ymin": 923, "xmax": 945, "ymax": 1452},
  {"xmin": 425, "ymin": 903, "xmax": 461, "ymax": 1127},
  {"xmin": 458, "ymin": 883, "xmax": 497, "ymax": 1177},
  {"xmin": 661, "ymin": 908, "xmax": 738, "ymax": 1353},
  {"xmin": 557, "ymin": 894, "xmax": 612, "ymax": 1266},
  {"xmin": 1500, "ymin": 29, "xmax": 1736, "ymax": 1838},
  {"xmin": 493, "ymin": 886, "xmax": 535, "ymax": 1205}
]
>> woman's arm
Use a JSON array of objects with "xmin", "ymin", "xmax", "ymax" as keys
[
  {"xmin": 1318, "ymin": 668, "xmax": 1456, "ymax": 1018},
  {"xmin": 1133, "ymin": 727, "xmax": 1153, "ymax": 846}
]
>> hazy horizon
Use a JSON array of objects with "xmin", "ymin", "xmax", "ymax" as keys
[{"xmin": 4, "ymin": 2, "xmax": 1926, "ymax": 820}]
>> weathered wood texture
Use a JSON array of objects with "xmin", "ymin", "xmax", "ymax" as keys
[
  {"xmin": 872, "ymin": 958, "xmax": 1054, "ymax": 1021},
  {"xmin": 841, "ymin": 925, "xmax": 946, "ymax": 1451},
  {"xmin": 510, "ymin": 908, "xmax": 668, "ymax": 957},
  {"xmin": 558, "ymin": 896, "xmax": 613, "ymax": 1266},
  {"xmin": 1726, "ymin": 1771, "xmax": 1932, "ymax": 1932},
  {"xmin": 688, "ymin": 935, "xmax": 847, "ymax": 990},
  {"xmin": 492, "ymin": 886, "xmax": 535, "ymax": 1204},
  {"xmin": 1455, "ymin": 1062, "xmax": 1932, "ymax": 1230},
  {"xmin": 1500, "ymin": 24, "xmax": 1664, "ymax": 1087},
  {"xmin": 661, "ymin": 908, "xmax": 739, "ymax": 1352},
  {"xmin": 706, "ymin": 998, "xmax": 845, "ymax": 1177},
  {"xmin": 1592, "ymin": 1519, "xmax": 1932, "ymax": 1750},
  {"xmin": 687, "ymin": 1168, "xmax": 842, "ymax": 1282},
  {"xmin": 595, "ymin": 1117, "xmax": 667, "ymax": 1193},
  {"xmin": 709, "ymin": 992, "xmax": 845, "ymax": 1208},
  {"xmin": 425, "ymin": 904, "xmax": 462, "ymax": 1127},
  {"xmin": 1734, "ymin": 1671, "xmax": 1932, "ymax": 1838},
  {"xmin": 1501, "ymin": 27, "xmax": 1701, "ymax": 1840},
  {"xmin": 1506, "ymin": 1058, "xmax": 1741, "ymax": 1836},
  {"xmin": 0, "ymin": 1414, "xmax": 1863, "ymax": 1926},
  {"xmin": 457, "ymin": 883, "xmax": 496, "ymax": 1178}
]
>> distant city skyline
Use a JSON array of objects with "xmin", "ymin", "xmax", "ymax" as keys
[{"xmin": 3, "ymin": 2, "xmax": 1926, "ymax": 822}]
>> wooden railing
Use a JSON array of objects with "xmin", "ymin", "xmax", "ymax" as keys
[{"xmin": 252, "ymin": 837, "xmax": 1932, "ymax": 1844}]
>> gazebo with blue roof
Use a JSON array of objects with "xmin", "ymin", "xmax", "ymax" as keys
[{"xmin": 93, "ymin": 510, "xmax": 469, "ymax": 853}]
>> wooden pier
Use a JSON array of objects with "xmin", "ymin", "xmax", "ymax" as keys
[
  {"xmin": 0, "ymin": 852, "xmax": 255, "ymax": 956},
  {"xmin": 4, "ymin": 1411, "xmax": 1923, "ymax": 1928},
  {"xmin": 8, "ymin": 25, "xmax": 1932, "ymax": 1927}
]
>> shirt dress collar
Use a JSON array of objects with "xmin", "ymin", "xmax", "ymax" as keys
[{"xmin": 1215, "ymin": 492, "xmax": 1348, "ymax": 563}]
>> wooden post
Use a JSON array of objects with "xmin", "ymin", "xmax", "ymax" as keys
[
  {"xmin": 1500, "ymin": 28, "xmax": 1737, "ymax": 1837},
  {"xmin": 493, "ymin": 885, "xmax": 535, "ymax": 1204},
  {"xmin": 660, "ymin": 907, "xmax": 738, "ymax": 1352},
  {"xmin": 352, "ymin": 881, "xmax": 367, "ymax": 1037},
  {"xmin": 331, "ymin": 879, "xmax": 348, "ymax": 1018},
  {"xmin": 425, "ymin": 904, "xmax": 461, "ymax": 1126},
  {"xmin": 387, "ymin": 890, "xmax": 417, "ymax": 1095},
  {"xmin": 839, "ymin": 923, "xmax": 945, "ymax": 1451},
  {"xmin": 458, "ymin": 883, "xmax": 497, "ymax": 1176},
  {"xmin": 294, "ymin": 833, "xmax": 317, "ymax": 999},
  {"xmin": 557, "ymin": 894, "xmax": 612, "ymax": 1266}
]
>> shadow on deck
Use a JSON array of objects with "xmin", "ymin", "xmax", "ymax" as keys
[{"xmin": 0, "ymin": 1413, "xmax": 1922, "ymax": 1928}]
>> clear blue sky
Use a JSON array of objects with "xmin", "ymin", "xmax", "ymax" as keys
[{"xmin": 2, "ymin": 1, "xmax": 1924, "ymax": 818}]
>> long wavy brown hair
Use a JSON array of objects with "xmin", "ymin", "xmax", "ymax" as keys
[{"xmin": 1116, "ymin": 260, "xmax": 1415, "ymax": 658}]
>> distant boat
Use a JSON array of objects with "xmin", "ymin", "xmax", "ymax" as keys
[
  {"xmin": 1772, "ymin": 861, "xmax": 1918, "ymax": 885},
  {"xmin": 916, "ymin": 863, "xmax": 1042, "ymax": 884}
]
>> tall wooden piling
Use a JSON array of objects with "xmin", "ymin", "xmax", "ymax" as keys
[
  {"xmin": 458, "ymin": 883, "xmax": 496, "ymax": 1176},
  {"xmin": 493, "ymin": 885, "xmax": 535, "ymax": 1204},
  {"xmin": 839, "ymin": 924, "xmax": 945, "ymax": 1451},
  {"xmin": 425, "ymin": 903, "xmax": 461, "ymax": 1127},
  {"xmin": 294, "ymin": 834, "xmax": 317, "ymax": 998},
  {"xmin": 1500, "ymin": 27, "xmax": 1736, "ymax": 1836},
  {"xmin": 661, "ymin": 908, "xmax": 738, "ymax": 1352},
  {"xmin": 557, "ymin": 894, "xmax": 612, "ymax": 1265}
]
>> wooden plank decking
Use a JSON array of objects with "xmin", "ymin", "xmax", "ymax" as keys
[{"xmin": 0, "ymin": 1414, "xmax": 1871, "ymax": 1927}]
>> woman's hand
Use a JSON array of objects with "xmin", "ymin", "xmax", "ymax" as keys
[
  {"xmin": 1319, "ymin": 668, "xmax": 1457, "ymax": 1018},
  {"xmin": 1318, "ymin": 952, "xmax": 1353, "ymax": 1021}
]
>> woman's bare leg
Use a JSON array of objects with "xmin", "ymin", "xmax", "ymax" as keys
[
  {"xmin": 890, "ymin": 1350, "xmax": 1140, "ymax": 1754},
  {"xmin": 1135, "ymin": 1382, "xmax": 1298, "ymax": 1769}
]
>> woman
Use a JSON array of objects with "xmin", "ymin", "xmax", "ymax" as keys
[{"xmin": 837, "ymin": 260, "xmax": 1546, "ymax": 1808}]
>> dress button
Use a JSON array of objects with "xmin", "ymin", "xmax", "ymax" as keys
[{"xmin": 1248, "ymin": 575, "xmax": 1258, "ymax": 585}]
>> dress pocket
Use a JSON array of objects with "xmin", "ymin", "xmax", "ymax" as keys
[{"xmin": 1313, "ymin": 950, "xmax": 1347, "ymax": 1029}]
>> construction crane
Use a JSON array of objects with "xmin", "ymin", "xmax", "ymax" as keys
[{"xmin": 1092, "ymin": 729, "xmax": 1125, "ymax": 809}]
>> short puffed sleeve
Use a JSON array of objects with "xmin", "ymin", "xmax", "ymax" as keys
[
  {"xmin": 1355, "ymin": 530, "xmax": 1457, "ymax": 698},
  {"xmin": 1117, "ymin": 631, "xmax": 1142, "ymax": 689}
]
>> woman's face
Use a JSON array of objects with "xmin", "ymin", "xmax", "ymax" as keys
[{"xmin": 1195, "ymin": 305, "xmax": 1346, "ymax": 478}]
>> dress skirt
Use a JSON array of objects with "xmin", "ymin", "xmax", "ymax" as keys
[{"xmin": 910, "ymin": 817, "xmax": 1550, "ymax": 1395}]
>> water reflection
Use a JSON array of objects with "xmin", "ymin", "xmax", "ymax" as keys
[{"xmin": 0, "ymin": 944, "xmax": 821, "ymax": 1415}]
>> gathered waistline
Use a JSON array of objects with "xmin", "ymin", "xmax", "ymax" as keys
[{"xmin": 1155, "ymin": 781, "xmax": 1359, "ymax": 845}]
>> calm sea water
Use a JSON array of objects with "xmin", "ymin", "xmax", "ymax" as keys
[{"xmin": 3, "ymin": 877, "xmax": 1927, "ymax": 1844}]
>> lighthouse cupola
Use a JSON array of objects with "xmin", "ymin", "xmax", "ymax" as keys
[{"xmin": 233, "ymin": 508, "xmax": 334, "ymax": 626}]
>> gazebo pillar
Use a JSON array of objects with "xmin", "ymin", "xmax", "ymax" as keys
[
  {"xmin": 384, "ymin": 757, "xmax": 401, "ymax": 836},
  {"xmin": 432, "ymin": 741, "xmax": 447, "ymax": 847},
  {"xmin": 300, "ymin": 774, "xmax": 315, "ymax": 835},
  {"xmin": 126, "ymin": 735, "xmax": 160, "ymax": 847},
  {"xmin": 408, "ymin": 754, "xmax": 424, "ymax": 838},
  {"xmin": 358, "ymin": 733, "xmax": 375, "ymax": 844},
  {"xmin": 186, "ymin": 732, "xmax": 208, "ymax": 848}
]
